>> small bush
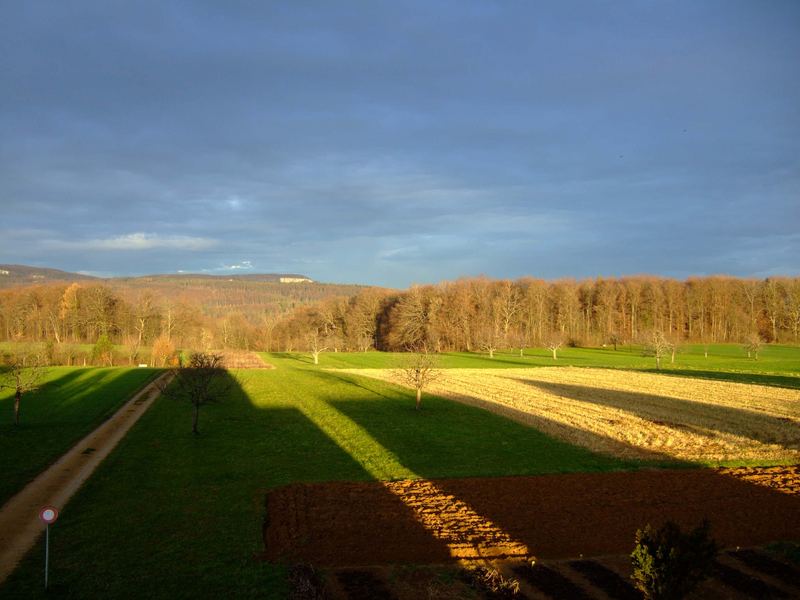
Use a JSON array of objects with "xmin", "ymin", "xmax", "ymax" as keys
[{"xmin": 631, "ymin": 520, "xmax": 717, "ymax": 600}]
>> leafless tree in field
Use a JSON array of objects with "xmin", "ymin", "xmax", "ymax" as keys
[
  {"xmin": 0, "ymin": 351, "xmax": 47, "ymax": 425},
  {"xmin": 744, "ymin": 334, "xmax": 762, "ymax": 360},
  {"xmin": 645, "ymin": 330, "xmax": 670, "ymax": 370},
  {"xmin": 608, "ymin": 331, "xmax": 622, "ymax": 351},
  {"xmin": 667, "ymin": 334, "xmax": 682, "ymax": 365},
  {"xmin": 396, "ymin": 350, "xmax": 440, "ymax": 410},
  {"xmin": 477, "ymin": 322, "xmax": 501, "ymax": 359},
  {"xmin": 159, "ymin": 352, "xmax": 233, "ymax": 434},
  {"xmin": 545, "ymin": 332, "xmax": 564, "ymax": 360},
  {"xmin": 510, "ymin": 328, "xmax": 527, "ymax": 358},
  {"xmin": 306, "ymin": 330, "xmax": 327, "ymax": 365}
]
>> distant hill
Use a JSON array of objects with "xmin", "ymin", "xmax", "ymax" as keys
[
  {"xmin": 0, "ymin": 265, "xmax": 372, "ymax": 325},
  {"xmin": 0, "ymin": 264, "xmax": 98, "ymax": 288},
  {"xmin": 0, "ymin": 265, "xmax": 319, "ymax": 289},
  {"xmin": 123, "ymin": 273, "xmax": 315, "ymax": 284}
]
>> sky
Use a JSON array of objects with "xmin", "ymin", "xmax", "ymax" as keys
[{"xmin": 1, "ymin": 1, "xmax": 798, "ymax": 288}]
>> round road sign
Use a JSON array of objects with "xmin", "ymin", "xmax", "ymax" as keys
[{"xmin": 39, "ymin": 506, "xmax": 59, "ymax": 524}]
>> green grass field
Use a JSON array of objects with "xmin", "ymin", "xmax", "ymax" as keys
[
  {"xmin": 305, "ymin": 343, "xmax": 800, "ymax": 388},
  {"xmin": 0, "ymin": 367, "xmax": 160, "ymax": 505},
  {"xmin": 1, "ymin": 345, "xmax": 797, "ymax": 598},
  {"xmin": 1, "ymin": 355, "xmax": 641, "ymax": 598}
]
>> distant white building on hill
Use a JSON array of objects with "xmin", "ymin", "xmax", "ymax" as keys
[{"xmin": 279, "ymin": 276, "xmax": 313, "ymax": 283}]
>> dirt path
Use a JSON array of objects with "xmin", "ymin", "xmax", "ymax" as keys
[{"xmin": 0, "ymin": 371, "xmax": 171, "ymax": 584}]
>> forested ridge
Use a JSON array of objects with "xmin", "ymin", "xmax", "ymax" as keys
[
  {"xmin": 0, "ymin": 276, "xmax": 369, "ymax": 363},
  {"xmin": 1, "ymin": 275, "xmax": 798, "ymax": 364},
  {"xmin": 273, "ymin": 276, "xmax": 800, "ymax": 353}
]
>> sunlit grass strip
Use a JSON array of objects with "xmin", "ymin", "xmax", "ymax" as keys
[{"xmin": 288, "ymin": 394, "xmax": 529, "ymax": 559}]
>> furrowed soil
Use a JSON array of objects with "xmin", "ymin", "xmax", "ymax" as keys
[
  {"xmin": 218, "ymin": 350, "xmax": 274, "ymax": 368},
  {"xmin": 264, "ymin": 466, "xmax": 800, "ymax": 567},
  {"xmin": 345, "ymin": 367, "xmax": 800, "ymax": 463}
]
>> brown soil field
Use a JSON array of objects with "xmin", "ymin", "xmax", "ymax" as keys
[
  {"xmin": 315, "ymin": 551, "xmax": 800, "ymax": 600},
  {"xmin": 263, "ymin": 466, "xmax": 800, "ymax": 568},
  {"xmin": 345, "ymin": 367, "xmax": 800, "ymax": 463},
  {"xmin": 218, "ymin": 350, "xmax": 274, "ymax": 368}
]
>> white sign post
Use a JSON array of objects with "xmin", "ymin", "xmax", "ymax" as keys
[{"xmin": 39, "ymin": 506, "xmax": 59, "ymax": 591}]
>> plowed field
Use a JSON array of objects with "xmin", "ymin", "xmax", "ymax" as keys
[
  {"xmin": 345, "ymin": 367, "xmax": 800, "ymax": 463},
  {"xmin": 263, "ymin": 466, "xmax": 800, "ymax": 567}
]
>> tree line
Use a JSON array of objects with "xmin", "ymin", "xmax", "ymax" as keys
[
  {"xmin": 0, "ymin": 280, "xmax": 362, "ymax": 365},
  {"xmin": 271, "ymin": 275, "xmax": 800, "ymax": 354},
  {"xmin": 1, "ymin": 276, "xmax": 798, "ymax": 364}
]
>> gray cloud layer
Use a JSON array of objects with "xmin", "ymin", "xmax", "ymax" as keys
[{"xmin": 1, "ymin": 1, "xmax": 798, "ymax": 285}]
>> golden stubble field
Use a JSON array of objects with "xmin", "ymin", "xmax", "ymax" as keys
[{"xmin": 345, "ymin": 367, "xmax": 800, "ymax": 464}]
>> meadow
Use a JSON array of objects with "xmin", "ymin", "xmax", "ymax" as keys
[
  {"xmin": 318, "ymin": 343, "xmax": 800, "ymax": 388},
  {"xmin": 0, "ymin": 344, "xmax": 798, "ymax": 597}
]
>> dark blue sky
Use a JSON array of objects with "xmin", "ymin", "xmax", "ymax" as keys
[{"xmin": 1, "ymin": 1, "xmax": 798, "ymax": 287}]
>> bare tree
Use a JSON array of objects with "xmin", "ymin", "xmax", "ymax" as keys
[
  {"xmin": 667, "ymin": 335, "xmax": 682, "ymax": 365},
  {"xmin": 477, "ymin": 321, "xmax": 500, "ymax": 359},
  {"xmin": 307, "ymin": 330, "xmax": 328, "ymax": 365},
  {"xmin": 160, "ymin": 352, "xmax": 232, "ymax": 435},
  {"xmin": 510, "ymin": 328, "xmax": 527, "ymax": 358},
  {"xmin": 151, "ymin": 335, "xmax": 175, "ymax": 367},
  {"xmin": 1, "ymin": 352, "xmax": 47, "ymax": 425},
  {"xmin": 608, "ymin": 331, "xmax": 622, "ymax": 351},
  {"xmin": 645, "ymin": 330, "xmax": 670, "ymax": 370},
  {"xmin": 122, "ymin": 332, "xmax": 141, "ymax": 365},
  {"xmin": 495, "ymin": 280, "xmax": 521, "ymax": 340},
  {"xmin": 744, "ymin": 334, "xmax": 762, "ymax": 360},
  {"xmin": 545, "ymin": 332, "xmax": 564, "ymax": 360},
  {"xmin": 396, "ymin": 351, "xmax": 440, "ymax": 410}
]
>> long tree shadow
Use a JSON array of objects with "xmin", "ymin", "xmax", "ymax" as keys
[
  {"xmin": 650, "ymin": 368, "xmax": 800, "ymax": 390},
  {"xmin": 304, "ymin": 370, "xmax": 677, "ymax": 475},
  {"xmin": 513, "ymin": 378, "xmax": 800, "ymax": 450},
  {"xmin": 200, "ymin": 370, "xmax": 457, "ymax": 569},
  {"xmin": 447, "ymin": 352, "xmax": 551, "ymax": 367},
  {"xmin": 304, "ymin": 372, "xmax": 800, "ymax": 562},
  {"xmin": 430, "ymin": 467, "xmax": 800, "ymax": 560}
]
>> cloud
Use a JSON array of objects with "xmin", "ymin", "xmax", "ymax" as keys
[
  {"xmin": 220, "ymin": 260, "xmax": 253, "ymax": 271},
  {"xmin": 0, "ymin": 3, "xmax": 797, "ymax": 286},
  {"xmin": 44, "ymin": 233, "xmax": 219, "ymax": 251}
]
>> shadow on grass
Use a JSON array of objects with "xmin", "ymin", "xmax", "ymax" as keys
[
  {"xmin": 445, "ymin": 352, "xmax": 545, "ymax": 367},
  {"xmin": 269, "ymin": 368, "xmax": 800, "ymax": 565},
  {"xmin": 298, "ymin": 369, "xmax": 672, "ymax": 473},
  {"xmin": 269, "ymin": 352, "xmax": 314, "ymax": 365}
]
